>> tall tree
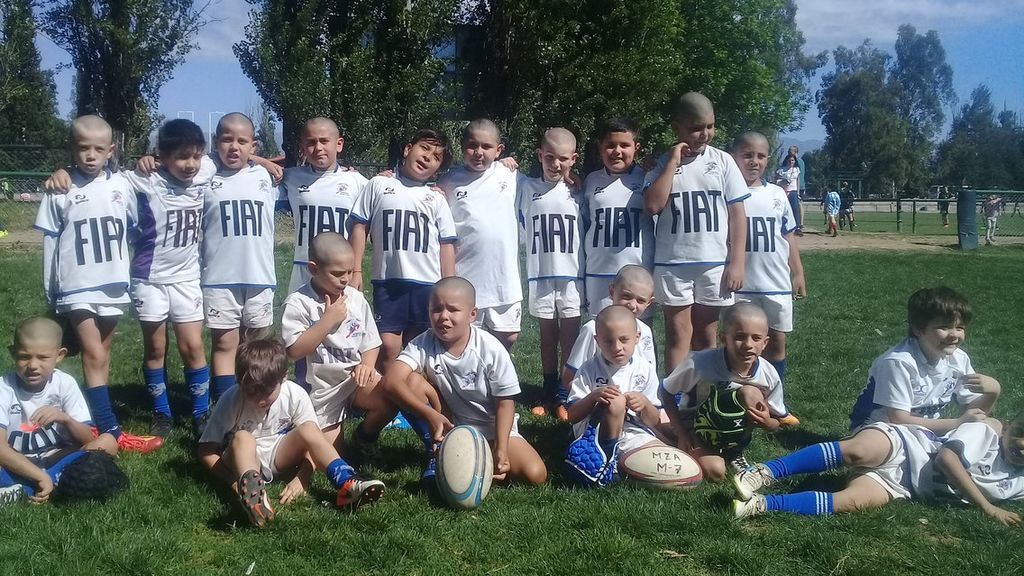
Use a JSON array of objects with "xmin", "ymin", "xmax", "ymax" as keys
[
  {"xmin": 39, "ymin": 0, "xmax": 208, "ymax": 155},
  {"xmin": 254, "ymin": 101, "xmax": 280, "ymax": 157},
  {"xmin": 935, "ymin": 85, "xmax": 1024, "ymax": 189},
  {"xmin": 0, "ymin": 0, "xmax": 64, "ymax": 148}
]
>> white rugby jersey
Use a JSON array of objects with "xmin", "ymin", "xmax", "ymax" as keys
[
  {"xmin": 397, "ymin": 326, "xmax": 520, "ymax": 431},
  {"xmin": 281, "ymin": 284, "xmax": 381, "ymax": 416},
  {"xmin": 517, "ymin": 176, "xmax": 582, "ymax": 281},
  {"xmin": 278, "ymin": 163, "xmax": 369, "ymax": 265},
  {"xmin": 34, "ymin": 169, "xmax": 133, "ymax": 306},
  {"xmin": 565, "ymin": 318, "xmax": 656, "ymax": 373},
  {"xmin": 932, "ymin": 422, "xmax": 1024, "ymax": 503},
  {"xmin": 736, "ymin": 182, "xmax": 796, "ymax": 295},
  {"xmin": 201, "ymin": 163, "xmax": 277, "ymax": 288},
  {"xmin": 581, "ymin": 166, "xmax": 654, "ymax": 276},
  {"xmin": 567, "ymin": 355, "xmax": 660, "ymax": 439},
  {"xmin": 351, "ymin": 174, "xmax": 457, "ymax": 284},
  {"xmin": 199, "ymin": 380, "xmax": 317, "ymax": 446},
  {"xmin": 850, "ymin": 338, "xmax": 979, "ymax": 428},
  {"xmin": 124, "ymin": 156, "xmax": 216, "ymax": 283},
  {"xmin": 643, "ymin": 146, "xmax": 749, "ymax": 266},
  {"xmin": 662, "ymin": 348, "xmax": 789, "ymax": 417},
  {"xmin": 0, "ymin": 370, "xmax": 92, "ymax": 460},
  {"xmin": 440, "ymin": 163, "xmax": 522, "ymax": 308}
]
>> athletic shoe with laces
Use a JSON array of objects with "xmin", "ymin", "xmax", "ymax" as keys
[
  {"xmin": 778, "ymin": 413, "xmax": 801, "ymax": 428},
  {"xmin": 0, "ymin": 484, "xmax": 25, "ymax": 506},
  {"xmin": 150, "ymin": 413, "xmax": 173, "ymax": 438},
  {"xmin": 733, "ymin": 494, "xmax": 767, "ymax": 520},
  {"xmin": 336, "ymin": 476, "xmax": 385, "ymax": 509},
  {"xmin": 728, "ymin": 454, "xmax": 751, "ymax": 475},
  {"xmin": 421, "ymin": 457, "xmax": 438, "ymax": 485},
  {"xmin": 733, "ymin": 463, "xmax": 776, "ymax": 501},
  {"xmin": 116, "ymin": 431, "xmax": 164, "ymax": 454}
]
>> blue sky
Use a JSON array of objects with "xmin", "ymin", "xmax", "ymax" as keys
[{"xmin": 35, "ymin": 0, "xmax": 1024, "ymax": 145}]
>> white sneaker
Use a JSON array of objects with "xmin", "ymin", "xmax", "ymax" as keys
[
  {"xmin": 733, "ymin": 494, "xmax": 767, "ymax": 520},
  {"xmin": 0, "ymin": 484, "xmax": 25, "ymax": 506},
  {"xmin": 733, "ymin": 463, "xmax": 775, "ymax": 501}
]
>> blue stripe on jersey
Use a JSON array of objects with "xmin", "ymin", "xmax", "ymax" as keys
[
  {"xmin": 32, "ymin": 224, "xmax": 60, "ymax": 237},
  {"xmin": 781, "ymin": 225, "xmax": 797, "ymax": 236},
  {"xmin": 59, "ymin": 282, "xmax": 129, "ymax": 297},
  {"xmin": 735, "ymin": 290, "xmax": 793, "ymax": 295},
  {"xmin": 439, "ymin": 236, "xmax": 458, "ymax": 244},
  {"xmin": 726, "ymin": 193, "xmax": 751, "ymax": 205},
  {"xmin": 653, "ymin": 260, "xmax": 726, "ymax": 267},
  {"xmin": 848, "ymin": 375, "xmax": 879, "ymax": 430},
  {"xmin": 131, "ymin": 192, "xmax": 158, "ymax": 280},
  {"xmin": 349, "ymin": 213, "xmax": 370, "ymax": 225},
  {"xmin": 201, "ymin": 283, "xmax": 277, "ymax": 289},
  {"xmin": 584, "ymin": 273, "xmax": 618, "ymax": 278},
  {"xmin": 528, "ymin": 275, "xmax": 583, "ymax": 282}
]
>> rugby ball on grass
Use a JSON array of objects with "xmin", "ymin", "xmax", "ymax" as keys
[
  {"xmin": 618, "ymin": 445, "xmax": 702, "ymax": 489},
  {"xmin": 437, "ymin": 425, "xmax": 493, "ymax": 510}
]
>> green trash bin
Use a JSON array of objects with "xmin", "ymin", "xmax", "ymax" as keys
[{"xmin": 957, "ymin": 189, "xmax": 978, "ymax": 251}]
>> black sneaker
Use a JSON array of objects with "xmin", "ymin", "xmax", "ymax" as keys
[
  {"xmin": 192, "ymin": 412, "xmax": 210, "ymax": 438},
  {"xmin": 150, "ymin": 413, "xmax": 173, "ymax": 438}
]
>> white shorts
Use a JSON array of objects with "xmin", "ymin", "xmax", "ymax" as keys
[
  {"xmin": 584, "ymin": 276, "xmax": 655, "ymax": 320},
  {"xmin": 288, "ymin": 263, "xmax": 312, "ymax": 294},
  {"xmin": 826, "ymin": 208, "xmax": 839, "ymax": 217},
  {"xmin": 474, "ymin": 301, "xmax": 522, "ymax": 332},
  {"xmin": 733, "ymin": 292, "xmax": 794, "ymax": 332},
  {"xmin": 203, "ymin": 287, "xmax": 275, "ymax": 330},
  {"xmin": 55, "ymin": 302, "xmax": 125, "ymax": 318},
  {"xmin": 855, "ymin": 423, "xmax": 941, "ymax": 501},
  {"xmin": 466, "ymin": 413, "xmax": 523, "ymax": 443},
  {"xmin": 618, "ymin": 425, "xmax": 664, "ymax": 455},
  {"xmin": 654, "ymin": 264, "xmax": 733, "ymax": 307},
  {"xmin": 255, "ymin": 434, "xmax": 287, "ymax": 482},
  {"xmin": 131, "ymin": 278, "xmax": 204, "ymax": 323},
  {"xmin": 528, "ymin": 278, "xmax": 582, "ymax": 319}
]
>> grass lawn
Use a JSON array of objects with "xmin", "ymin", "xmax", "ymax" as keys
[{"xmin": 1, "ymin": 244, "xmax": 1024, "ymax": 575}]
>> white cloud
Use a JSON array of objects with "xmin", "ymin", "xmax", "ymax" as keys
[
  {"xmin": 191, "ymin": 0, "xmax": 252, "ymax": 62},
  {"xmin": 795, "ymin": 0, "xmax": 1024, "ymax": 53}
]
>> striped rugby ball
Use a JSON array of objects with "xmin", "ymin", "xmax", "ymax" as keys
[
  {"xmin": 618, "ymin": 445, "xmax": 703, "ymax": 489},
  {"xmin": 437, "ymin": 425, "xmax": 494, "ymax": 510}
]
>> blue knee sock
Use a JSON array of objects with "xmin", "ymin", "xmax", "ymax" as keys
[
  {"xmin": 326, "ymin": 458, "xmax": 356, "ymax": 489},
  {"xmin": 402, "ymin": 410, "xmax": 435, "ymax": 452},
  {"xmin": 769, "ymin": 358, "xmax": 787, "ymax": 383},
  {"xmin": 765, "ymin": 492, "xmax": 834, "ymax": 515},
  {"xmin": 144, "ymin": 367, "xmax": 171, "ymax": 417},
  {"xmin": 84, "ymin": 386, "xmax": 121, "ymax": 438},
  {"xmin": 212, "ymin": 374, "xmax": 235, "ymax": 401},
  {"xmin": 185, "ymin": 366, "xmax": 210, "ymax": 419},
  {"xmin": 765, "ymin": 441, "xmax": 843, "ymax": 479}
]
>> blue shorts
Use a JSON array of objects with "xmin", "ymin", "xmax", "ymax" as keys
[
  {"xmin": 0, "ymin": 449, "xmax": 87, "ymax": 494},
  {"xmin": 372, "ymin": 279, "xmax": 432, "ymax": 333}
]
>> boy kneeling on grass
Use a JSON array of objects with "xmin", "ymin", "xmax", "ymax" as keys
[{"xmin": 197, "ymin": 339, "xmax": 384, "ymax": 528}]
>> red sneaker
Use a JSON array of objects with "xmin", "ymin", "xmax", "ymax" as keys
[{"xmin": 117, "ymin": 432, "xmax": 164, "ymax": 454}]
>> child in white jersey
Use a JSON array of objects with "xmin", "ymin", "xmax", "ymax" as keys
[
  {"xmin": 566, "ymin": 306, "xmax": 663, "ymax": 483},
  {"xmin": 437, "ymin": 119, "xmax": 522, "ymax": 351},
  {"xmin": 350, "ymin": 129, "xmax": 457, "ymax": 368},
  {"xmin": 383, "ymin": 277, "xmax": 548, "ymax": 487},
  {"xmin": 198, "ymin": 339, "xmax": 385, "ymax": 527},
  {"xmin": 730, "ymin": 132, "xmax": 805, "ymax": 427},
  {"xmin": 644, "ymin": 92, "xmax": 748, "ymax": 373},
  {"xmin": 659, "ymin": 303, "xmax": 791, "ymax": 482},
  {"xmin": 0, "ymin": 318, "xmax": 118, "ymax": 505},
  {"xmin": 278, "ymin": 117, "xmax": 369, "ymax": 293},
  {"xmin": 202, "ymin": 113, "xmax": 277, "ymax": 407},
  {"xmin": 581, "ymin": 118, "xmax": 654, "ymax": 318},
  {"xmin": 517, "ymin": 128, "xmax": 583, "ymax": 416},
  {"xmin": 35, "ymin": 115, "xmax": 162, "ymax": 454},
  {"xmin": 849, "ymin": 286, "xmax": 1000, "ymax": 433}
]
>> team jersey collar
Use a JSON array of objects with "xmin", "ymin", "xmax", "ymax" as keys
[
  {"xmin": 599, "ymin": 354, "xmax": 634, "ymax": 375},
  {"xmin": 907, "ymin": 336, "xmax": 948, "ymax": 374},
  {"xmin": 440, "ymin": 325, "xmax": 476, "ymax": 359},
  {"xmin": 720, "ymin": 347, "xmax": 760, "ymax": 380},
  {"xmin": 12, "ymin": 372, "xmax": 52, "ymax": 395},
  {"xmin": 603, "ymin": 164, "xmax": 639, "ymax": 178},
  {"xmin": 71, "ymin": 165, "xmax": 113, "ymax": 182}
]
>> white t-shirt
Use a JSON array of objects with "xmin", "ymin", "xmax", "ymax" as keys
[
  {"xmin": 199, "ymin": 380, "xmax": 317, "ymax": 447},
  {"xmin": 565, "ymin": 318, "xmax": 656, "ymax": 373},
  {"xmin": 201, "ymin": 163, "xmax": 277, "ymax": 288},
  {"xmin": 581, "ymin": 166, "xmax": 654, "ymax": 276},
  {"xmin": 34, "ymin": 169, "xmax": 134, "ymax": 307},
  {"xmin": 737, "ymin": 182, "xmax": 796, "ymax": 295},
  {"xmin": 932, "ymin": 422, "xmax": 1024, "ymax": 503},
  {"xmin": 849, "ymin": 338, "xmax": 979, "ymax": 428},
  {"xmin": 516, "ymin": 176, "xmax": 583, "ymax": 281},
  {"xmin": 278, "ymin": 164, "xmax": 369, "ymax": 265},
  {"xmin": 776, "ymin": 167, "xmax": 800, "ymax": 192},
  {"xmin": 281, "ymin": 284, "xmax": 382, "ymax": 417},
  {"xmin": 351, "ymin": 175, "xmax": 458, "ymax": 285},
  {"xmin": 440, "ymin": 163, "xmax": 522, "ymax": 308},
  {"xmin": 124, "ymin": 157, "xmax": 217, "ymax": 283},
  {"xmin": 397, "ymin": 326, "xmax": 520, "ymax": 431},
  {"xmin": 0, "ymin": 370, "xmax": 92, "ymax": 460},
  {"xmin": 643, "ymin": 146, "xmax": 749, "ymax": 266},
  {"xmin": 567, "ymin": 355, "xmax": 661, "ymax": 439},
  {"xmin": 662, "ymin": 348, "xmax": 789, "ymax": 417}
]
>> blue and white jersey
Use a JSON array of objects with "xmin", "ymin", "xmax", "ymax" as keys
[
  {"xmin": 278, "ymin": 163, "xmax": 369, "ymax": 265},
  {"xmin": 199, "ymin": 380, "xmax": 317, "ymax": 447},
  {"xmin": 351, "ymin": 174, "xmax": 457, "ymax": 285},
  {"xmin": 34, "ymin": 169, "xmax": 134, "ymax": 306},
  {"xmin": 516, "ymin": 176, "xmax": 583, "ymax": 282},
  {"xmin": 580, "ymin": 166, "xmax": 654, "ymax": 277},
  {"xmin": 565, "ymin": 318, "xmax": 656, "ymax": 374},
  {"xmin": 737, "ymin": 182, "xmax": 795, "ymax": 295},
  {"xmin": 643, "ymin": 145, "xmax": 749, "ymax": 266},
  {"xmin": 849, "ymin": 338, "xmax": 979, "ymax": 429},
  {"xmin": 930, "ymin": 422, "xmax": 1024, "ymax": 503},
  {"xmin": 124, "ymin": 157, "xmax": 216, "ymax": 283},
  {"xmin": 0, "ymin": 370, "xmax": 92, "ymax": 460},
  {"xmin": 201, "ymin": 163, "xmax": 277, "ymax": 288},
  {"xmin": 567, "ymin": 355, "xmax": 660, "ymax": 439},
  {"xmin": 662, "ymin": 348, "xmax": 789, "ymax": 417},
  {"xmin": 440, "ymin": 163, "xmax": 522, "ymax": 308}
]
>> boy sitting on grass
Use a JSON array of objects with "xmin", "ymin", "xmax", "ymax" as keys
[
  {"xmin": 198, "ymin": 339, "xmax": 385, "ymax": 528},
  {"xmin": 0, "ymin": 318, "xmax": 118, "ymax": 505}
]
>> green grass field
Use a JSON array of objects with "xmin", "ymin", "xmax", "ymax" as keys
[{"xmin": 1, "ymin": 244, "xmax": 1024, "ymax": 575}]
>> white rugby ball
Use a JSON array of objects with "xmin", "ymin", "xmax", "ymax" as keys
[
  {"xmin": 618, "ymin": 444, "xmax": 703, "ymax": 489},
  {"xmin": 436, "ymin": 425, "xmax": 493, "ymax": 510}
]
